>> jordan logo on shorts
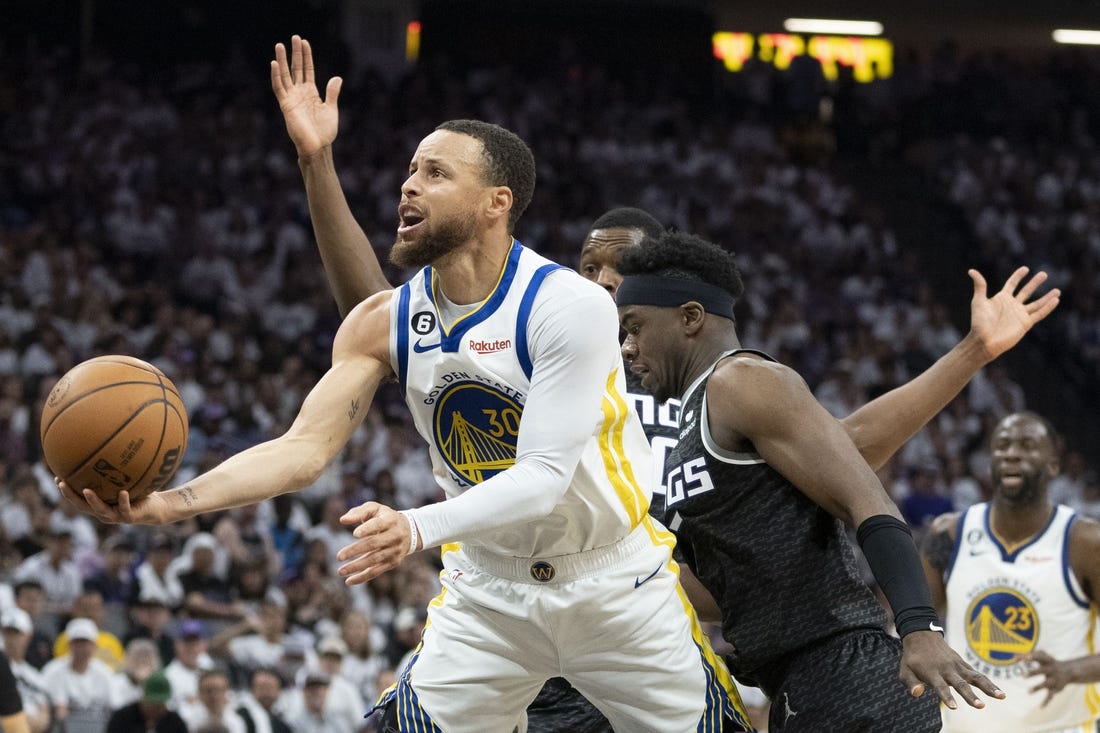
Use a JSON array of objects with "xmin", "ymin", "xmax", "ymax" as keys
[
  {"xmin": 782, "ymin": 693, "xmax": 798, "ymax": 724},
  {"xmin": 530, "ymin": 561, "xmax": 555, "ymax": 582}
]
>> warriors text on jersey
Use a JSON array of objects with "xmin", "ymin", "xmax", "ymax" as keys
[
  {"xmin": 942, "ymin": 503, "xmax": 1100, "ymax": 732},
  {"xmin": 663, "ymin": 351, "xmax": 889, "ymax": 691}
]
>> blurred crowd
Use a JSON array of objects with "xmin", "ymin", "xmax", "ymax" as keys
[{"xmin": 1, "ymin": 27, "xmax": 1099, "ymax": 732}]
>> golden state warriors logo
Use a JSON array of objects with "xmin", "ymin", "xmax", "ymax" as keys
[
  {"xmin": 433, "ymin": 381, "xmax": 522, "ymax": 484},
  {"xmin": 964, "ymin": 587, "xmax": 1039, "ymax": 664},
  {"xmin": 530, "ymin": 561, "xmax": 555, "ymax": 583}
]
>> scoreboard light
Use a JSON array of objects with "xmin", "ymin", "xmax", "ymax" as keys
[
  {"xmin": 783, "ymin": 18, "xmax": 884, "ymax": 36},
  {"xmin": 1053, "ymin": 29, "xmax": 1100, "ymax": 45},
  {"xmin": 713, "ymin": 32, "xmax": 893, "ymax": 83},
  {"xmin": 406, "ymin": 20, "xmax": 422, "ymax": 61}
]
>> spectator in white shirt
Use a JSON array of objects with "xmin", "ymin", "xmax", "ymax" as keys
[
  {"xmin": 133, "ymin": 533, "xmax": 184, "ymax": 610},
  {"xmin": 1, "ymin": 607, "xmax": 54, "ymax": 733},
  {"xmin": 12, "ymin": 520, "xmax": 82, "ymax": 616},
  {"xmin": 281, "ymin": 672, "xmax": 356, "ymax": 733},
  {"xmin": 41, "ymin": 618, "xmax": 114, "ymax": 733},
  {"xmin": 163, "ymin": 619, "xmax": 214, "ymax": 710}
]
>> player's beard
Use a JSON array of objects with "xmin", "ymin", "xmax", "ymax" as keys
[
  {"xmin": 992, "ymin": 467, "xmax": 1046, "ymax": 507},
  {"xmin": 391, "ymin": 210, "xmax": 479, "ymax": 269}
]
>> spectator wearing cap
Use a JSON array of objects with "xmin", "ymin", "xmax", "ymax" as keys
[
  {"xmin": 11, "ymin": 517, "xmax": 82, "ymax": 616},
  {"xmin": 172, "ymin": 534, "xmax": 242, "ymax": 622},
  {"xmin": 163, "ymin": 619, "xmax": 214, "ymax": 710},
  {"xmin": 11, "ymin": 581, "xmax": 53, "ymax": 669},
  {"xmin": 125, "ymin": 586, "xmax": 176, "ymax": 665},
  {"xmin": 40, "ymin": 617, "xmax": 114, "ymax": 733},
  {"xmin": 133, "ymin": 533, "xmax": 184, "ymax": 610},
  {"xmin": 108, "ymin": 638, "xmax": 162, "ymax": 709},
  {"xmin": 106, "ymin": 668, "xmax": 187, "ymax": 733},
  {"xmin": 53, "ymin": 588, "xmax": 126, "ymax": 670},
  {"xmin": 1, "ymin": 608, "xmax": 54, "ymax": 733},
  {"xmin": 234, "ymin": 667, "xmax": 291, "ymax": 733},
  {"xmin": 309, "ymin": 637, "xmax": 366, "ymax": 733},
  {"xmin": 84, "ymin": 533, "xmax": 138, "ymax": 606},
  {"xmin": 179, "ymin": 668, "xmax": 245, "ymax": 733}
]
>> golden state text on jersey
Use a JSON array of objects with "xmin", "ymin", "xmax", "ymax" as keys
[
  {"xmin": 391, "ymin": 242, "xmax": 557, "ymax": 489},
  {"xmin": 430, "ymin": 376, "xmax": 524, "ymax": 486},
  {"xmin": 387, "ymin": 240, "xmax": 655, "ymax": 559}
]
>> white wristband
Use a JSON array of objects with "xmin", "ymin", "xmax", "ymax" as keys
[{"xmin": 401, "ymin": 511, "xmax": 419, "ymax": 555}]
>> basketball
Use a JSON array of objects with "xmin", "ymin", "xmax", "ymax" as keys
[{"xmin": 40, "ymin": 355, "xmax": 189, "ymax": 504}]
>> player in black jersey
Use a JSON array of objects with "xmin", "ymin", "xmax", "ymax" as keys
[{"xmin": 615, "ymin": 230, "xmax": 1061, "ymax": 731}]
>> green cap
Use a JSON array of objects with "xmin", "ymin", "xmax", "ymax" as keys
[{"xmin": 143, "ymin": 669, "xmax": 172, "ymax": 704}]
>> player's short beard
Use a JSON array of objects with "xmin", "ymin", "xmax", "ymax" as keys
[
  {"xmin": 391, "ymin": 211, "xmax": 479, "ymax": 269},
  {"xmin": 993, "ymin": 468, "xmax": 1046, "ymax": 507}
]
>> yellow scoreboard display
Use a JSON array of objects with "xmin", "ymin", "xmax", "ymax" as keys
[{"xmin": 713, "ymin": 32, "xmax": 893, "ymax": 83}]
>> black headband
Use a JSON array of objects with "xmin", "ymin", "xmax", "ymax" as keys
[{"xmin": 616, "ymin": 275, "xmax": 736, "ymax": 320}]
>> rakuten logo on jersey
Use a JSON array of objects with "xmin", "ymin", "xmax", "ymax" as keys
[{"xmin": 469, "ymin": 338, "xmax": 511, "ymax": 354}]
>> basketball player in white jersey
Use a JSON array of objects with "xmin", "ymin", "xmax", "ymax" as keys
[
  {"xmin": 261, "ymin": 34, "xmax": 1069, "ymax": 732},
  {"xmin": 921, "ymin": 412, "xmax": 1100, "ymax": 733},
  {"xmin": 61, "ymin": 43, "xmax": 751, "ymax": 733}
]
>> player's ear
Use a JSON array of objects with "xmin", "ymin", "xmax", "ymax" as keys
[
  {"xmin": 485, "ymin": 186, "xmax": 513, "ymax": 224},
  {"xmin": 681, "ymin": 302, "xmax": 706, "ymax": 335}
]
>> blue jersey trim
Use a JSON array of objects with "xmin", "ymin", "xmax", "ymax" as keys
[
  {"xmin": 987, "ymin": 502, "xmax": 1059, "ymax": 562},
  {"xmin": 396, "ymin": 283, "xmax": 412, "ymax": 394},
  {"xmin": 515, "ymin": 264, "xmax": 568, "ymax": 380},
  {"xmin": 944, "ymin": 509, "xmax": 968, "ymax": 582},
  {"xmin": 1061, "ymin": 514, "xmax": 1089, "ymax": 608},
  {"xmin": 423, "ymin": 239, "xmax": 524, "ymax": 352}
]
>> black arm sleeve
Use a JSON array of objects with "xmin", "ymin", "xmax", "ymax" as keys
[
  {"xmin": 0, "ymin": 652, "xmax": 23, "ymax": 717},
  {"xmin": 857, "ymin": 514, "xmax": 942, "ymax": 638}
]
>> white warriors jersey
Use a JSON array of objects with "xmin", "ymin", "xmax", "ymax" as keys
[
  {"xmin": 942, "ymin": 502, "xmax": 1100, "ymax": 732},
  {"xmin": 389, "ymin": 240, "xmax": 654, "ymax": 558}
]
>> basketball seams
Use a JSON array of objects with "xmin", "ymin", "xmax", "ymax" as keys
[
  {"xmin": 40, "ymin": 355, "xmax": 189, "ymax": 504},
  {"xmin": 55, "ymin": 398, "xmax": 174, "ymax": 478},
  {"xmin": 128, "ymin": 376, "xmax": 177, "ymax": 498},
  {"xmin": 40, "ymin": 380, "xmax": 177, "ymax": 439}
]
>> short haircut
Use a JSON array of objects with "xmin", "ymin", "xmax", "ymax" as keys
[
  {"xmin": 435, "ymin": 119, "xmax": 536, "ymax": 232},
  {"xmin": 250, "ymin": 666, "xmax": 285, "ymax": 687},
  {"xmin": 997, "ymin": 411, "xmax": 1062, "ymax": 452},
  {"xmin": 14, "ymin": 579, "xmax": 43, "ymax": 595},
  {"xmin": 589, "ymin": 207, "xmax": 664, "ymax": 239},
  {"xmin": 618, "ymin": 230, "xmax": 745, "ymax": 299}
]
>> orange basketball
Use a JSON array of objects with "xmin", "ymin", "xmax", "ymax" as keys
[{"xmin": 40, "ymin": 355, "xmax": 189, "ymax": 504}]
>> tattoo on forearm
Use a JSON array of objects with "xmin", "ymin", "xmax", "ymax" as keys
[
  {"xmin": 348, "ymin": 399, "xmax": 361, "ymax": 421},
  {"xmin": 922, "ymin": 530, "xmax": 954, "ymax": 573},
  {"xmin": 179, "ymin": 486, "xmax": 197, "ymax": 509}
]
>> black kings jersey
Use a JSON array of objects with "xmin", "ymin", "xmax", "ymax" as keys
[
  {"xmin": 664, "ymin": 350, "xmax": 887, "ymax": 692},
  {"xmin": 625, "ymin": 368, "xmax": 680, "ymax": 520}
]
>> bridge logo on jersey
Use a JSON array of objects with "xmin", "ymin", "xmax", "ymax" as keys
[
  {"xmin": 432, "ymin": 381, "xmax": 522, "ymax": 484},
  {"xmin": 530, "ymin": 561, "xmax": 555, "ymax": 583},
  {"xmin": 964, "ymin": 587, "xmax": 1039, "ymax": 664}
]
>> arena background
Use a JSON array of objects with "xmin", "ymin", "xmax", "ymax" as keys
[{"xmin": 1, "ymin": 1, "xmax": 1099, "ymax": 729}]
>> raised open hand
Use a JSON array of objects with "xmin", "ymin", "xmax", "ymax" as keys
[
  {"xmin": 271, "ymin": 35, "xmax": 342, "ymax": 158},
  {"xmin": 968, "ymin": 267, "xmax": 1060, "ymax": 362}
]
